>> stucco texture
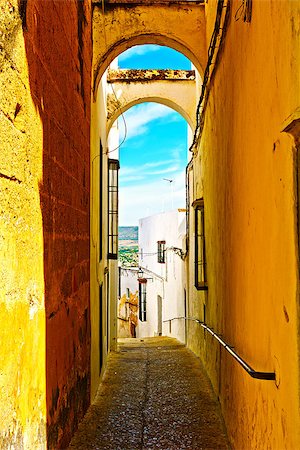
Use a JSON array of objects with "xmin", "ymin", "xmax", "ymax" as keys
[
  {"xmin": 0, "ymin": 1, "xmax": 46, "ymax": 447},
  {"xmin": 92, "ymin": 1, "xmax": 206, "ymax": 90},
  {"xmin": 188, "ymin": 1, "xmax": 300, "ymax": 449},
  {"xmin": 106, "ymin": 69, "xmax": 197, "ymax": 132},
  {"xmin": 1, "ymin": 0, "xmax": 92, "ymax": 448}
]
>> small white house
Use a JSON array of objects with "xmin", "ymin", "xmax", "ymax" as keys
[{"xmin": 137, "ymin": 209, "xmax": 187, "ymax": 342}]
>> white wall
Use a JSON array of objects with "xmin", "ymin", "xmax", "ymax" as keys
[
  {"xmin": 120, "ymin": 267, "xmax": 139, "ymax": 296},
  {"xmin": 138, "ymin": 210, "xmax": 186, "ymax": 342}
]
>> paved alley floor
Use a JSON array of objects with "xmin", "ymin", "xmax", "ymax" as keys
[{"xmin": 68, "ymin": 337, "xmax": 230, "ymax": 449}]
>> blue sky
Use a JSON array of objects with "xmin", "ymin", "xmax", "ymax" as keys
[
  {"xmin": 114, "ymin": 45, "xmax": 191, "ymax": 226},
  {"xmin": 118, "ymin": 44, "xmax": 191, "ymax": 70}
]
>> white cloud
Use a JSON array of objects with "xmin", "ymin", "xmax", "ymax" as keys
[
  {"xmin": 120, "ymin": 159, "xmax": 179, "ymax": 177},
  {"xmin": 119, "ymin": 166, "xmax": 136, "ymax": 176},
  {"xmin": 119, "ymin": 103, "xmax": 178, "ymax": 141},
  {"xmin": 119, "ymin": 171, "xmax": 186, "ymax": 226},
  {"xmin": 147, "ymin": 165, "xmax": 179, "ymax": 176},
  {"xmin": 115, "ymin": 103, "xmax": 187, "ymax": 224},
  {"xmin": 171, "ymin": 147, "xmax": 184, "ymax": 161},
  {"xmin": 142, "ymin": 160, "xmax": 174, "ymax": 169},
  {"xmin": 121, "ymin": 175, "xmax": 145, "ymax": 183},
  {"xmin": 120, "ymin": 161, "xmax": 182, "ymax": 187},
  {"xmin": 118, "ymin": 45, "xmax": 160, "ymax": 62}
]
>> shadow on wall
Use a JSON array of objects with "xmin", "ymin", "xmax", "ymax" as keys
[{"xmin": 22, "ymin": 0, "xmax": 92, "ymax": 447}]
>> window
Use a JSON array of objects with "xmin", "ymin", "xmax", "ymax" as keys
[
  {"xmin": 138, "ymin": 280, "xmax": 147, "ymax": 322},
  {"xmin": 118, "ymin": 267, "xmax": 121, "ymax": 298},
  {"xmin": 126, "ymin": 288, "xmax": 130, "ymax": 299},
  {"xmin": 157, "ymin": 240, "xmax": 166, "ymax": 263},
  {"xmin": 106, "ymin": 271, "xmax": 110, "ymax": 351},
  {"xmin": 193, "ymin": 199, "xmax": 208, "ymax": 290},
  {"xmin": 99, "ymin": 283, "xmax": 103, "ymax": 373},
  {"xmin": 99, "ymin": 141, "xmax": 103, "ymax": 261},
  {"xmin": 108, "ymin": 159, "xmax": 119, "ymax": 259}
]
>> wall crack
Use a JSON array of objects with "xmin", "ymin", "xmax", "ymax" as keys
[{"xmin": 0, "ymin": 172, "xmax": 22, "ymax": 183}]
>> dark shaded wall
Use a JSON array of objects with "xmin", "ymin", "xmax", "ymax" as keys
[{"xmin": 23, "ymin": 1, "xmax": 92, "ymax": 447}]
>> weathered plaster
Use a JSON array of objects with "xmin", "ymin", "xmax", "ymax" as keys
[
  {"xmin": 187, "ymin": 1, "xmax": 300, "ymax": 449},
  {"xmin": 0, "ymin": 1, "xmax": 46, "ymax": 447},
  {"xmin": 106, "ymin": 69, "xmax": 197, "ymax": 131},
  {"xmin": 107, "ymin": 68, "xmax": 196, "ymax": 82},
  {"xmin": 118, "ymin": 286, "xmax": 139, "ymax": 338},
  {"xmin": 92, "ymin": 2, "xmax": 206, "ymax": 93},
  {"xmin": 90, "ymin": 68, "xmax": 120, "ymax": 401},
  {"xmin": 1, "ymin": 0, "xmax": 93, "ymax": 447}
]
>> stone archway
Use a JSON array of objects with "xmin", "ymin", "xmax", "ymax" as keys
[
  {"xmin": 90, "ymin": 0, "xmax": 206, "ymax": 402},
  {"xmin": 92, "ymin": 0, "xmax": 206, "ymax": 95},
  {"xmin": 106, "ymin": 68, "xmax": 197, "ymax": 133}
]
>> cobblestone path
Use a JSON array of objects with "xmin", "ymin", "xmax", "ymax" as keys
[{"xmin": 68, "ymin": 337, "xmax": 230, "ymax": 449}]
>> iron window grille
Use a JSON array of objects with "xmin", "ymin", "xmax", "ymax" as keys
[
  {"xmin": 138, "ymin": 279, "xmax": 147, "ymax": 322},
  {"xmin": 118, "ymin": 266, "xmax": 121, "ymax": 298},
  {"xmin": 193, "ymin": 199, "xmax": 208, "ymax": 290},
  {"xmin": 99, "ymin": 283, "xmax": 103, "ymax": 373},
  {"xmin": 108, "ymin": 159, "xmax": 119, "ymax": 259},
  {"xmin": 99, "ymin": 141, "xmax": 103, "ymax": 261},
  {"xmin": 157, "ymin": 240, "xmax": 166, "ymax": 263}
]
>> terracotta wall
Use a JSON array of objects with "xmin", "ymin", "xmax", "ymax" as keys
[
  {"xmin": 25, "ymin": 1, "xmax": 92, "ymax": 446},
  {"xmin": 0, "ymin": 1, "xmax": 92, "ymax": 448}
]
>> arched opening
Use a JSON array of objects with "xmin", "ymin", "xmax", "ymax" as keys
[
  {"xmin": 109, "ymin": 101, "xmax": 190, "ymax": 222},
  {"xmin": 90, "ymin": 41, "xmax": 196, "ymax": 396},
  {"xmin": 109, "ymin": 99, "xmax": 190, "ymax": 342},
  {"xmin": 93, "ymin": 34, "xmax": 204, "ymax": 95},
  {"xmin": 106, "ymin": 44, "xmax": 198, "ymax": 133},
  {"xmin": 108, "ymin": 98, "xmax": 195, "ymax": 136}
]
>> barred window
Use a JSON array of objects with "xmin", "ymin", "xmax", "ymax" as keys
[
  {"xmin": 138, "ymin": 280, "xmax": 147, "ymax": 322},
  {"xmin": 193, "ymin": 199, "xmax": 208, "ymax": 290},
  {"xmin": 99, "ymin": 140, "xmax": 103, "ymax": 261},
  {"xmin": 157, "ymin": 240, "xmax": 166, "ymax": 263},
  {"xmin": 108, "ymin": 159, "xmax": 119, "ymax": 259}
]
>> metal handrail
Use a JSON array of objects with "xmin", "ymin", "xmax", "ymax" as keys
[{"xmin": 163, "ymin": 317, "xmax": 276, "ymax": 381}]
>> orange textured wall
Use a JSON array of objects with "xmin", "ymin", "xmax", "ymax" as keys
[
  {"xmin": 188, "ymin": 1, "xmax": 300, "ymax": 448},
  {"xmin": 23, "ymin": 1, "xmax": 92, "ymax": 447}
]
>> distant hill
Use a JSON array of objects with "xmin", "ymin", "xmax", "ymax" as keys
[{"xmin": 119, "ymin": 226, "xmax": 138, "ymax": 241}]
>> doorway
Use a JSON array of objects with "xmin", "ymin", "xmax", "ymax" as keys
[{"xmin": 157, "ymin": 295, "xmax": 162, "ymax": 336}]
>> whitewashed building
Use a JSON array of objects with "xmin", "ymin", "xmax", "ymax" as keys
[{"xmin": 137, "ymin": 209, "xmax": 187, "ymax": 342}]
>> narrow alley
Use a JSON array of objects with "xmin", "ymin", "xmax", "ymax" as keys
[
  {"xmin": 2, "ymin": 0, "xmax": 300, "ymax": 448},
  {"xmin": 69, "ymin": 337, "xmax": 229, "ymax": 449}
]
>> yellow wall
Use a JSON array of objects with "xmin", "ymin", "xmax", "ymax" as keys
[
  {"xmin": 188, "ymin": 1, "xmax": 300, "ymax": 448},
  {"xmin": 92, "ymin": 2, "xmax": 206, "ymax": 88},
  {"xmin": 90, "ymin": 74, "xmax": 109, "ymax": 399},
  {"xmin": 90, "ymin": 68, "xmax": 120, "ymax": 398},
  {"xmin": 0, "ymin": 2, "xmax": 46, "ymax": 447}
]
